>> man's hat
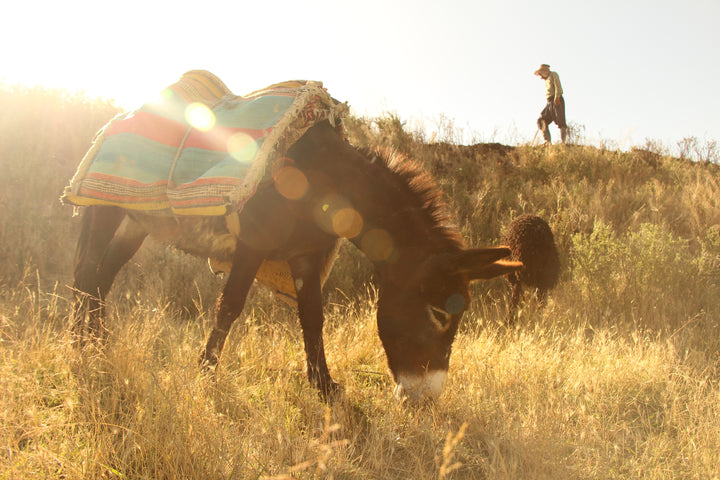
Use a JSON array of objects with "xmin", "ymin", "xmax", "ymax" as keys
[{"xmin": 534, "ymin": 64, "xmax": 551, "ymax": 76}]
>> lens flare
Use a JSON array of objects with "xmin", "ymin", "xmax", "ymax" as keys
[
  {"xmin": 185, "ymin": 102, "xmax": 215, "ymax": 131},
  {"xmin": 332, "ymin": 208, "xmax": 363, "ymax": 239},
  {"xmin": 273, "ymin": 165, "xmax": 309, "ymax": 200},
  {"xmin": 227, "ymin": 132, "xmax": 259, "ymax": 163},
  {"xmin": 159, "ymin": 88, "xmax": 175, "ymax": 102},
  {"xmin": 312, "ymin": 193, "xmax": 345, "ymax": 234},
  {"xmin": 146, "ymin": 88, "xmax": 175, "ymax": 106},
  {"xmin": 445, "ymin": 293, "xmax": 466, "ymax": 315},
  {"xmin": 361, "ymin": 228, "xmax": 395, "ymax": 261}
]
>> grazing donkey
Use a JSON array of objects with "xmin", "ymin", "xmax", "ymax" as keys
[{"xmin": 72, "ymin": 121, "xmax": 522, "ymax": 401}]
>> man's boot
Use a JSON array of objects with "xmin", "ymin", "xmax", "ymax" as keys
[{"xmin": 560, "ymin": 127, "xmax": 568, "ymax": 144}]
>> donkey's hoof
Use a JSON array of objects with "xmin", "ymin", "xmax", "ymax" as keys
[
  {"xmin": 316, "ymin": 379, "xmax": 344, "ymax": 402},
  {"xmin": 198, "ymin": 350, "xmax": 219, "ymax": 373}
]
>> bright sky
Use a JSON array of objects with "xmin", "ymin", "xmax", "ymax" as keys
[{"xmin": 3, "ymin": 0, "xmax": 719, "ymax": 149}]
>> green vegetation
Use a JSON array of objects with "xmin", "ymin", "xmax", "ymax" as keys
[{"xmin": 1, "ymin": 85, "xmax": 719, "ymax": 479}]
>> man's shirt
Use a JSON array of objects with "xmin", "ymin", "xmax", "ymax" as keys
[{"xmin": 545, "ymin": 71, "xmax": 563, "ymax": 100}]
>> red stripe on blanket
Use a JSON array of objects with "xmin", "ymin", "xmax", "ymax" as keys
[
  {"xmin": 169, "ymin": 197, "xmax": 227, "ymax": 206},
  {"xmin": 85, "ymin": 172, "xmax": 168, "ymax": 187},
  {"xmin": 106, "ymin": 111, "xmax": 268, "ymax": 153},
  {"xmin": 78, "ymin": 188, "xmax": 169, "ymax": 203},
  {"xmin": 171, "ymin": 176, "xmax": 244, "ymax": 188},
  {"xmin": 106, "ymin": 111, "xmax": 188, "ymax": 147}
]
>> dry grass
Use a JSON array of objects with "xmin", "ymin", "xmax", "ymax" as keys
[
  {"xmin": 2, "ymin": 277, "xmax": 719, "ymax": 479},
  {"xmin": 1, "ymin": 84, "xmax": 719, "ymax": 479}
]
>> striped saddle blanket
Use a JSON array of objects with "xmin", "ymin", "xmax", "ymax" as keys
[{"xmin": 62, "ymin": 70, "xmax": 348, "ymax": 216}]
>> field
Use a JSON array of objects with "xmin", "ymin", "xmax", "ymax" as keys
[{"xmin": 1, "ymin": 84, "xmax": 719, "ymax": 479}]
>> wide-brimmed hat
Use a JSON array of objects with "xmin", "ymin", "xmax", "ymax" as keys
[{"xmin": 534, "ymin": 64, "xmax": 551, "ymax": 76}]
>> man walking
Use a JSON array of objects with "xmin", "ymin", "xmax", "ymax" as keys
[{"xmin": 534, "ymin": 64, "xmax": 567, "ymax": 144}]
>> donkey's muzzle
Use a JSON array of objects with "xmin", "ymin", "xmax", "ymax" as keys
[{"xmin": 393, "ymin": 370, "xmax": 448, "ymax": 403}]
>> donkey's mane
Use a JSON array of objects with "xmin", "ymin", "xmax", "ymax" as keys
[{"xmin": 357, "ymin": 146, "xmax": 465, "ymax": 249}]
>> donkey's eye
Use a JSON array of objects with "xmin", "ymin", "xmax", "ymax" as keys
[{"xmin": 428, "ymin": 305, "xmax": 451, "ymax": 327}]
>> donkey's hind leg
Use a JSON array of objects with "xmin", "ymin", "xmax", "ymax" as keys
[
  {"xmin": 72, "ymin": 206, "xmax": 146, "ymax": 340},
  {"xmin": 95, "ymin": 216, "xmax": 148, "ymax": 303},
  {"xmin": 200, "ymin": 242, "xmax": 264, "ymax": 369},
  {"xmin": 73, "ymin": 206, "xmax": 125, "ymax": 340}
]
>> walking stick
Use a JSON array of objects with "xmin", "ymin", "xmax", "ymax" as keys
[{"xmin": 531, "ymin": 128, "xmax": 540, "ymax": 146}]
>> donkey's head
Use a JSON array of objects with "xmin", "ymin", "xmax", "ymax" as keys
[{"xmin": 376, "ymin": 247, "xmax": 521, "ymax": 402}]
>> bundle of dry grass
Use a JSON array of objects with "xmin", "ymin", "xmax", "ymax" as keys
[{"xmin": 501, "ymin": 214, "xmax": 560, "ymax": 317}]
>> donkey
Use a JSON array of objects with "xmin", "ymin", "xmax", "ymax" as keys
[{"xmin": 72, "ymin": 120, "xmax": 522, "ymax": 402}]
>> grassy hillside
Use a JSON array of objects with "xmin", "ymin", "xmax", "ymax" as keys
[{"xmin": 1, "ymin": 85, "xmax": 718, "ymax": 479}]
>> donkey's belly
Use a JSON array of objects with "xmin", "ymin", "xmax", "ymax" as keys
[{"xmin": 129, "ymin": 214, "xmax": 237, "ymax": 264}]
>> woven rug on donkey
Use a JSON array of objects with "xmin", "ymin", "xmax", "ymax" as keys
[{"xmin": 63, "ymin": 70, "xmax": 347, "ymax": 216}]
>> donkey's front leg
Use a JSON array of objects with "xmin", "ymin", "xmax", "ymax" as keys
[
  {"xmin": 289, "ymin": 253, "xmax": 340, "ymax": 399},
  {"xmin": 200, "ymin": 243, "xmax": 264, "ymax": 370}
]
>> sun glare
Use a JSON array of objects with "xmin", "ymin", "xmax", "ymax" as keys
[
  {"xmin": 227, "ymin": 132, "xmax": 260, "ymax": 163},
  {"xmin": 332, "ymin": 208, "xmax": 363, "ymax": 239},
  {"xmin": 185, "ymin": 102, "xmax": 216, "ymax": 131},
  {"xmin": 273, "ymin": 165, "xmax": 309, "ymax": 200},
  {"xmin": 361, "ymin": 228, "xmax": 395, "ymax": 261}
]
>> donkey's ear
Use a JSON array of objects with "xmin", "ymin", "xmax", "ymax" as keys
[
  {"xmin": 448, "ymin": 247, "xmax": 524, "ymax": 281},
  {"xmin": 467, "ymin": 259, "xmax": 524, "ymax": 281}
]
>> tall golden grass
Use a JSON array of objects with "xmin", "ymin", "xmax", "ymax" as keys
[{"xmin": 1, "ymin": 85, "xmax": 719, "ymax": 479}]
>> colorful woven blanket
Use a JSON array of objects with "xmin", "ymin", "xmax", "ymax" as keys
[{"xmin": 63, "ymin": 70, "xmax": 348, "ymax": 216}]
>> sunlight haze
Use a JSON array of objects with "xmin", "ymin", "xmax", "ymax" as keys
[{"xmin": 3, "ymin": 0, "xmax": 718, "ymax": 149}]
